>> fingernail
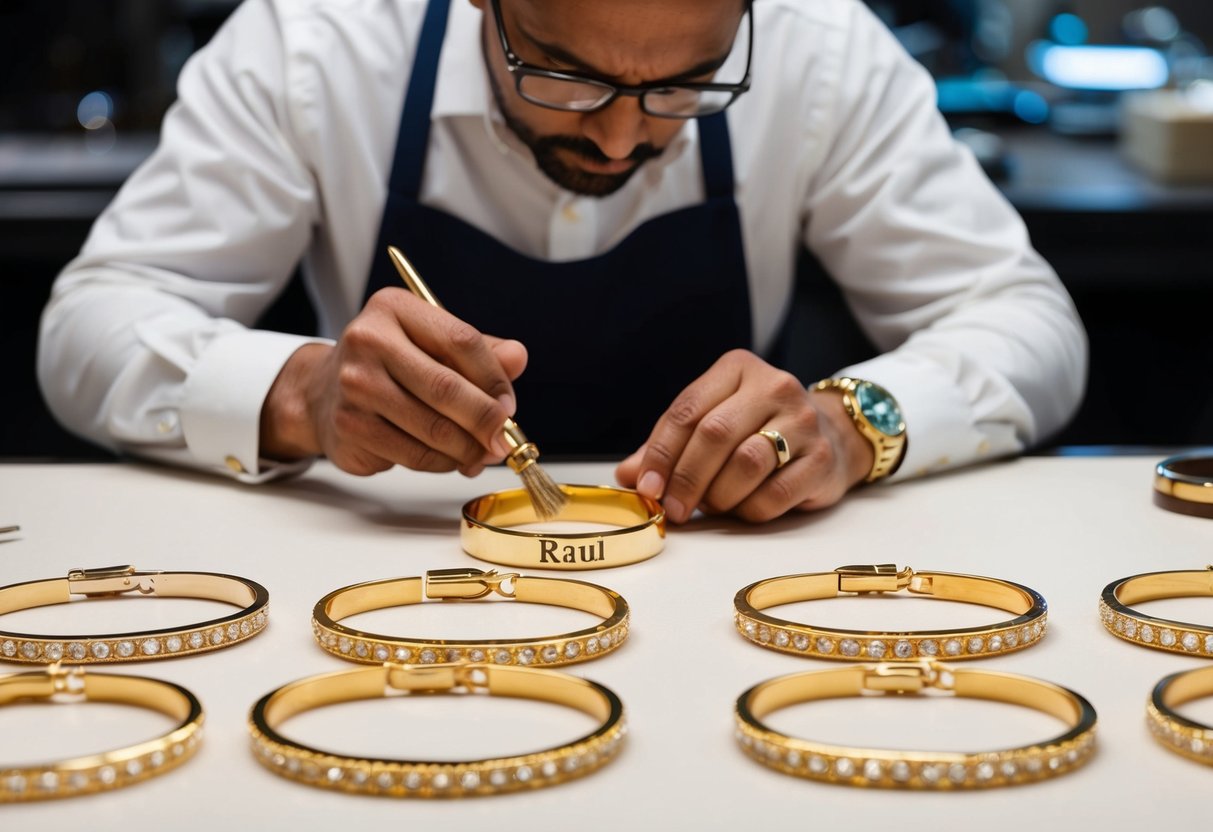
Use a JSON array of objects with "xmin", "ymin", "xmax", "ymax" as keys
[
  {"xmin": 492, "ymin": 433, "xmax": 511, "ymax": 458},
  {"xmin": 637, "ymin": 470, "xmax": 664, "ymax": 499},
  {"xmin": 498, "ymin": 394, "xmax": 516, "ymax": 416},
  {"xmin": 664, "ymin": 496, "xmax": 686, "ymax": 524}
]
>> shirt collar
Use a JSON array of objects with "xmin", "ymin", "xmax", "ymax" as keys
[{"xmin": 431, "ymin": 0, "xmax": 492, "ymax": 120}]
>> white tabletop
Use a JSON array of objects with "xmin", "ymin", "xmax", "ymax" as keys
[{"xmin": 0, "ymin": 455, "xmax": 1210, "ymax": 829}]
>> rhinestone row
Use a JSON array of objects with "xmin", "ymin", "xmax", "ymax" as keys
[
  {"xmin": 735, "ymin": 722, "xmax": 1094, "ymax": 789},
  {"xmin": 735, "ymin": 614, "xmax": 1046, "ymax": 661},
  {"xmin": 1146, "ymin": 704, "xmax": 1213, "ymax": 765},
  {"xmin": 0, "ymin": 732, "xmax": 200, "ymax": 803},
  {"xmin": 312, "ymin": 617, "xmax": 628, "ymax": 667},
  {"xmin": 250, "ymin": 722, "xmax": 627, "ymax": 797},
  {"xmin": 1099, "ymin": 601, "xmax": 1213, "ymax": 655},
  {"xmin": 0, "ymin": 610, "xmax": 268, "ymax": 665}
]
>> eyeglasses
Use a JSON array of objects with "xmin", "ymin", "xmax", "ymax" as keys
[{"xmin": 489, "ymin": 0, "xmax": 753, "ymax": 119}]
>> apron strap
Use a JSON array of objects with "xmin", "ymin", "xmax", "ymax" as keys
[
  {"xmin": 696, "ymin": 112, "xmax": 735, "ymax": 200},
  {"xmin": 389, "ymin": 0, "xmax": 452, "ymax": 200}
]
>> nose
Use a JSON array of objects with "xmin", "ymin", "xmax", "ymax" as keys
[{"xmin": 581, "ymin": 95, "xmax": 650, "ymax": 160}]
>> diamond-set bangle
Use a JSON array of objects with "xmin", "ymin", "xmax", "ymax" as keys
[
  {"xmin": 1147, "ymin": 665, "xmax": 1213, "ymax": 765},
  {"xmin": 734, "ymin": 565, "xmax": 1048, "ymax": 662},
  {"xmin": 249, "ymin": 662, "xmax": 627, "ymax": 797},
  {"xmin": 0, "ymin": 566, "xmax": 270, "ymax": 665},
  {"xmin": 0, "ymin": 664, "xmax": 204, "ymax": 802},
  {"xmin": 735, "ymin": 662, "xmax": 1097, "ymax": 790},
  {"xmin": 1100, "ymin": 568, "xmax": 1213, "ymax": 656},
  {"xmin": 312, "ymin": 569, "xmax": 629, "ymax": 668}
]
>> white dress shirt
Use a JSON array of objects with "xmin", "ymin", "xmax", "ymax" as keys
[{"xmin": 38, "ymin": 0, "xmax": 1087, "ymax": 483}]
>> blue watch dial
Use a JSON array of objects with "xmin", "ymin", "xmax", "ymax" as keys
[{"xmin": 855, "ymin": 381, "xmax": 905, "ymax": 437}]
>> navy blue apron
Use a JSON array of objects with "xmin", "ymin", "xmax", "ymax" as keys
[{"xmin": 364, "ymin": 0, "xmax": 753, "ymax": 456}]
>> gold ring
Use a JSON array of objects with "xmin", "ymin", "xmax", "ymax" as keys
[
  {"xmin": 312, "ymin": 568, "xmax": 629, "ymax": 666},
  {"xmin": 1154, "ymin": 452, "xmax": 1213, "ymax": 519},
  {"xmin": 0, "ymin": 663, "xmax": 204, "ymax": 802},
  {"xmin": 735, "ymin": 661, "xmax": 1097, "ymax": 789},
  {"xmin": 0, "ymin": 566, "xmax": 270, "ymax": 664},
  {"xmin": 757, "ymin": 429, "xmax": 792, "ymax": 469},
  {"xmin": 734, "ymin": 564, "xmax": 1048, "ymax": 661},
  {"xmin": 1099, "ymin": 567, "xmax": 1213, "ymax": 655},
  {"xmin": 249, "ymin": 662, "xmax": 627, "ymax": 797},
  {"xmin": 461, "ymin": 485, "xmax": 664, "ymax": 571},
  {"xmin": 1147, "ymin": 665, "xmax": 1213, "ymax": 765}
]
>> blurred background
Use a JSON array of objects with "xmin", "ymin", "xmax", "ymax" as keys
[{"xmin": 2, "ymin": 0, "xmax": 1211, "ymax": 458}]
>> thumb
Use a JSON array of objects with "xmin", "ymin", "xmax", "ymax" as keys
[{"xmin": 485, "ymin": 335, "xmax": 528, "ymax": 382}]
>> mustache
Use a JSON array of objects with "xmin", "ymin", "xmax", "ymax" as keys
[{"xmin": 533, "ymin": 135, "xmax": 661, "ymax": 166}]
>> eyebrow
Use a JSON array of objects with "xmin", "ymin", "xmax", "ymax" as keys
[{"xmin": 516, "ymin": 25, "xmax": 733, "ymax": 85}]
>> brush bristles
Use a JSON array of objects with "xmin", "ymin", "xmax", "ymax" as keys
[{"xmin": 517, "ymin": 463, "xmax": 568, "ymax": 521}]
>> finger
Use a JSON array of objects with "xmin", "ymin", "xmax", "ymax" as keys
[
  {"xmin": 332, "ymin": 406, "xmax": 461, "ymax": 474},
  {"xmin": 701, "ymin": 431, "xmax": 785, "ymax": 514},
  {"xmin": 633, "ymin": 357, "xmax": 746, "ymax": 516},
  {"xmin": 660, "ymin": 395, "xmax": 770, "ymax": 524},
  {"xmin": 734, "ymin": 441, "xmax": 840, "ymax": 523},
  {"xmin": 396, "ymin": 296, "xmax": 518, "ymax": 414},
  {"xmin": 614, "ymin": 447, "xmax": 645, "ymax": 488},
  {"xmin": 484, "ymin": 335, "xmax": 528, "ymax": 384},
  {"xmin": 381, "ymin": 298, "xmax": 513, "ymax": 457},
  {"xmin": 335, "ymin": 350, "xmax": 490, "ymax": 469}
]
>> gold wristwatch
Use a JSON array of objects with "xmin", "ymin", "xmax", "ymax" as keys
[{"xmin": 813, "ymin": 377, "xmax": 907, "ymax": 482}]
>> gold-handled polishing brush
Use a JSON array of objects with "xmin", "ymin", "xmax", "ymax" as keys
[{"xmin": 386, "ymin": 246, "xmax": 568, "ymax": 520}]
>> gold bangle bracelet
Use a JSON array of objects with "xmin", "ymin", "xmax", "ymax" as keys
[
  {"xmin": 0, "ymin": 566, "xmax": 269, "ymax": 664},
  {"xmin": 1099, "ymin": 567, "xmax": 1213, "ymax": 655},
  {"xmin": 734, "ymin": 564, "xmax": 1048, "ymax": 661},
  {"xmin": 1147, "ymin": 665, "xmax": 1213, "ymax": 765},
  {"xmin": 312, "ymin": 568, "xmax": 629, "ymax": 667},
  {"xmin": 0, "ymin": 663, "xmax": 204, "ymax": 802},
  {"xmin": 735, "ymin": 661, "xmax": 1097, "ymax": 790},
  {"xmin": 249, "ymin": 662, "xmax": 627, "ymax": 797},
  {"xmin": 1153, "ymin": 452, "xmax": 1213, "ymax": 519},
  {"xmin": 461, "ymin": 485, "xmax": 664, "ymax": 571}
]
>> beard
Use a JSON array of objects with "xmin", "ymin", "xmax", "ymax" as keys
[{"xmin": 484, "ymin": 50, "xmax": 663, "ymax": 197}]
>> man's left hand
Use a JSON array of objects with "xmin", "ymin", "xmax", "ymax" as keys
[{"xmin": 615, "ymin": 350, "xmax": 874, "ymax": 523}]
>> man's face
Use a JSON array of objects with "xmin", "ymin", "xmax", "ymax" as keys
[{"xmin": 472, "ymin": 0, "xmax": 747, "ymax": 197}]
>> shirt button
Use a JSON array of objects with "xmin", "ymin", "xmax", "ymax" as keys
[
  {"xmin": 225, "ymin": 456, "xmax": 246, "ymax": 474},
  {"xmin": 561, "ymin": 203, "xmax": 580, "ymax": 222}
]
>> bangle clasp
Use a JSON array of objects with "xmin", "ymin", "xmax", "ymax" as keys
[
  {"xmin": 836, "ymin": 564, "xmax": 915, "ymax": 594},
  {"xmin": 67, "ymin": 565, "xmax": 159, "ymax": 597},
  {"xmin": 425, "ymin": 568, "xmax": 519, "ymax": 600}
]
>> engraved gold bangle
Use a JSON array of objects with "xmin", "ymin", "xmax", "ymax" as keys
[
  {"xmin": 1147, "ymin": 665, "xmax": 1213, "ymax": 765},
  {"xmin": 0, "ymin": 663, "xmax": 204, "ymax": 802},
  {"xmin": 461, "ymin": 485, "xmax": 664, "ymax": 571},
  {"xmin": 249, "ymin": 662, "xmax": 627, "ymax": 797},
  {"xmin": 1153, "ymin": 452, "xmax": 1213, "ymax": 519},
  {"xmin": 1099, "ymin": 567, "xmax": 1213, "ymax": 655},
  {"xmin": 312, "ymin": 568, "xmax": 629, "ymax": 667},
  {"xmin": 0, "ymin": 565, "xmax": 270, "ymax": 664},
  {"xmin": 735, "ymin": 661, "xmax": 1097, "ymax": 789},
  {"xmin": 734, "ymin": 564, "xmax": 1048, "ymax": 661}
]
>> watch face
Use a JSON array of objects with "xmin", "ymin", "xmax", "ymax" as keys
[{"xmin": 855, "ymin": 381, "xmax": 905, "ymax": 437}]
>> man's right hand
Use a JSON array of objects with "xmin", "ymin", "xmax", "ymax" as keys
[{"xmin": 259, "ymin": 287, "xmax": 527, "ymax": 477}]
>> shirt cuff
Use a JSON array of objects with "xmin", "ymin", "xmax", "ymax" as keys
[
  {"xmin": 180, "ymin": 328, "xmax": 329, "ymax": 480},
  {"xmin": 839, "ymin": 355, "xmax": 1020, "ymax": 483}
]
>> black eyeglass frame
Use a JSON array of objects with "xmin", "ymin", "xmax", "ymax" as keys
[{"xmin": 489, "ymin": 0, "xmax": 754, "ymax": 119}]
